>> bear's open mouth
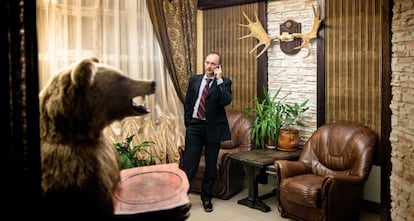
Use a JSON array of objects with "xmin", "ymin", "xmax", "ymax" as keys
[
  {"xmin": 131, "ymin": 96, "xmax": 150, "ymax": 114},
  {"xmin": 132, "ymin": 103, "xmax": 149, "ymax": 113}
]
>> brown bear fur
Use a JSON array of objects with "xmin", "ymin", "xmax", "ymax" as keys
[{"xmin": 39, "ymin": 57, "xmax": 156, "ymax": 220}]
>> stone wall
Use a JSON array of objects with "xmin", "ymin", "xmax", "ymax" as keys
[
  {"xmin": 390, "ymin": 0, "xmax": 414, "ymax": 220},
  {"xmin": 267, "ymin": 0, "xmax": 318, "ymax": 145}
]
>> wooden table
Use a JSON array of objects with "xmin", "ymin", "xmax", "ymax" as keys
[{"xmin": 228, "ymin": 148, "xmax": 301, "ymax": 212}]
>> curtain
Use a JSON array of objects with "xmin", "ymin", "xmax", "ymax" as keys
[
  {"xmin": 36, "ymin": 0, "xmax": 185, "ymax": 164},
  {"xmin": 3, "ymin": 0, "xmax": 42, "ymax": 217},
  {"xmin": 146, "ymin": 0, "xmax": 197, "ymax": 102}
]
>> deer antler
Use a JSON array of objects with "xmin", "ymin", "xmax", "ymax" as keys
[
  {"xmin": 238, "ymin": 4, "xmax": 321, "ymax": 58},
  {"xmin": 238, "ymin": 12, "xmax": 282, "ymax": 58},
  {"xmin": 291, "ymin": 4, "xmax": 321, "ymax": 57}
]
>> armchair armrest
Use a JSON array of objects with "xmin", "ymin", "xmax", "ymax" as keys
[
  {"xmin": 321, "ymin": 174, "xmax": 365, "ymax": 195},
  {"xmin": 218, "ymin": 150, "xmax": 242, "ymax": 178},
  {"xmin": 178, "ymin": 145, "xmax": 185, "ymax": 154},
  {"xmin": 274, "ymin": 160, "xmax": 310, "ymax": 179},
  {"xmin": 218, "ymin": 152, "xmax": 231, "ymax": 178},
  {"xmin": 321, "ymin": 174, "xmax": 367, "ymax": 210},
  {"xmin": 323, "ymin": 174, "xmax": 365, "ymax": 186},
  {"xmin": 178, "ymin": 145, "xmax": 185, "ymax": 168}
]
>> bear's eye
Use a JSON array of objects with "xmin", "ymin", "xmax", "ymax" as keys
[{"xmin": 114, "ymin": 74, "xmax": 127, "ymax": 82}]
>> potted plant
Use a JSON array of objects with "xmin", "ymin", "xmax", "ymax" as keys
[
  {"xmin": 113, "ymin": 134, "xmax": 156, "ymax": 169},
  {"xmin": 277, "ymin": 99, "xmax": 309, "ymax": 151},
  {"xmin": 247, "ymin": 86, "xmax": 310, "ymax": 150},
  {"xmin": 246, "ymin": 87, "xmax": 286, "ymax": 149}
]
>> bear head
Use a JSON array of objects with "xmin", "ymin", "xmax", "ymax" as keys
[{"xmin": 39, "ymin": 57, "xmax": 156, "ymax": 144}]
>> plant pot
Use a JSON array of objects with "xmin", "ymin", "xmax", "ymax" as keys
[
  {"xmin": 265, "ymin": 136, "xmax": 276, "ymax": 149},
  {"xmin": 277, "ymin": 128, "xmax": 299, "ymax": 151}
]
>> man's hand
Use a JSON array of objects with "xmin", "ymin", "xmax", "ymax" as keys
[{"xmin": 214, "ymin": 65, "xmax": 223, "ymax": 79}]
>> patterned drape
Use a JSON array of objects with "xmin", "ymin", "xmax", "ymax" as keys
[{"xmin": 146, "ymin": 0, "xmax": 197, "ymax": 102}]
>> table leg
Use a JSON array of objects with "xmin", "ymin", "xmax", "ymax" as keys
[{"xmin": 237, "ymin": 165, "xmax": 271, "ymax": 212}]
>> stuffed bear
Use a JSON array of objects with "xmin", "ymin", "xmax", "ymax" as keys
[{"xmin": 39, "ymin": 57, "xmax": 156, "ymax": 220}]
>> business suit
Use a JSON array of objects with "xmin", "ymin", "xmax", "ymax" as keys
[{"xmin": 182, "ymin": 72, "xmax": 232, "ymax": 205}]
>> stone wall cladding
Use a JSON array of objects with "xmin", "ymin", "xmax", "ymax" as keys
[
  {"xmin": 390, "ymin": 0, "xmax": 414, "ymax": 220},
  {"xmin": 267, "ymin": 0, "xmax": 318, "ymax": 145}
]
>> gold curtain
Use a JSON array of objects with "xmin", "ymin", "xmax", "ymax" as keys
[{"xmin": 146, "ymin": 0, "xmax": 198, "ymax": 102}]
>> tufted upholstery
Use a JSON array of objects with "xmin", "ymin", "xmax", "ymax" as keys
[
  {"xmin": 179, "ymin": 109, "xmax": 253, "ymax": 199},
  {"xmin": 274, "ymin": 121, "xmax": 377, "ymax": 221}
]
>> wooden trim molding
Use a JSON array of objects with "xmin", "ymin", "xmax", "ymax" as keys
[
  {"xmin": 316, "ymin": 0, "xmax": 326, "ymax": 127},
  {"xmin": 256, "ymin": 1, "xmax": 267, "ymax": 99},
  {"xmin": 198, "ymin": 0, "xmax": 264, "ymax": 10}
]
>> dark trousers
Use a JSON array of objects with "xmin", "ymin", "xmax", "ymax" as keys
[{"xmin": 182, "ymin": 118, "xmax": 220, "ymax": 201}]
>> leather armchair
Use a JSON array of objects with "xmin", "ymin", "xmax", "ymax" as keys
[
  {"xmin": 274, "ymin": 121, "xmax": 377, "ymax": 221},
  {"xmin": 179, "ymin": 109, "xmax": 253, "ymax": 199}
]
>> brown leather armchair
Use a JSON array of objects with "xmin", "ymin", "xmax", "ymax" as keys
[
  {"xmin": 274, "ymin": 121, "xmax": 377, "ymax": 221},
  {"xmin": 179, "ymin": 109, "xmax": 253, "ymax": 199}
]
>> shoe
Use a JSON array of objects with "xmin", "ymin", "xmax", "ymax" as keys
[{"xmin": 202, "ymin": 200, "xmax": 213, "ymax": 212}]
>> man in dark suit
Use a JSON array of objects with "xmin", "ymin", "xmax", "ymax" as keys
[{"xmin": 182, "ymin": 52, "xmax": 232, "ymax": 212}]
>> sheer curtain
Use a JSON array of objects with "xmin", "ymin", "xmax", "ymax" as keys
[{"xmin": 36, "ymin": 0, "xmax": 185, "ymax": 163}]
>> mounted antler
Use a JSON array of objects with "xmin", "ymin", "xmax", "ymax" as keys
[
  {"xmin": 238, "ymin": 4, "xmax": 321, "ymax": 58},
  {"xmin": 238, "ymin": 12, "xmax": 286, "ymax": 58},
  {"xmin": 291, "ymin": 4, "xmax": 321, "ymax": 57}
]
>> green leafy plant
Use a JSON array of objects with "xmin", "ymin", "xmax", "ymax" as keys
[
  {"xmin": 246, "ymin": 86, "xmax": 309, "ymax": 148},
  {"xmin": 246, "ymin": 87, "xmax": 286, "ymax": 148},
  {"xmin": 281, "ymin": 99, "xmax": 309, "ymax": 129},
  {"xmin": 114, "ymin": 134, "xmax": 156, "ymax": 169}
]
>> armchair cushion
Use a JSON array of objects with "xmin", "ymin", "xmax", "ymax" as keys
[{"xmin": 280, "ymin": 174, "xmax": 324, "ymax": 208}]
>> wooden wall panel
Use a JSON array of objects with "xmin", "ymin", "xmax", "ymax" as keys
[
  {"xmin": 325, "ymin": 0, "xmax": 384, "ymax": 138},
  {"xmin": 322, "ymin": 0, "xmax": 391, "ymax": 217},
  {"xmin": 202, "ymin": 3, "xmax": 259, "ymax": 112}
]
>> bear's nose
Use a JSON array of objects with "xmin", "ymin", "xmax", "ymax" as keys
[{"xmin": 151, "ymin": 81, "xmax": 156, "ymax": 91}]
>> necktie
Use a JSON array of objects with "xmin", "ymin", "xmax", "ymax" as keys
[{"xmin": 197, "ymin": 78, "xmax": 212, "ymax": 119}]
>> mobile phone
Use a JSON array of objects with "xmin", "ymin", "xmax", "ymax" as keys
[{"xmin": 214, "ymin": 66, "xmax": 219, "ymax": 75}]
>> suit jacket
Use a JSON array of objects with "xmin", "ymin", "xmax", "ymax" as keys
[{"xmin": 184, "ymin": 73, "xmax": 232, "ymax": 143}]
